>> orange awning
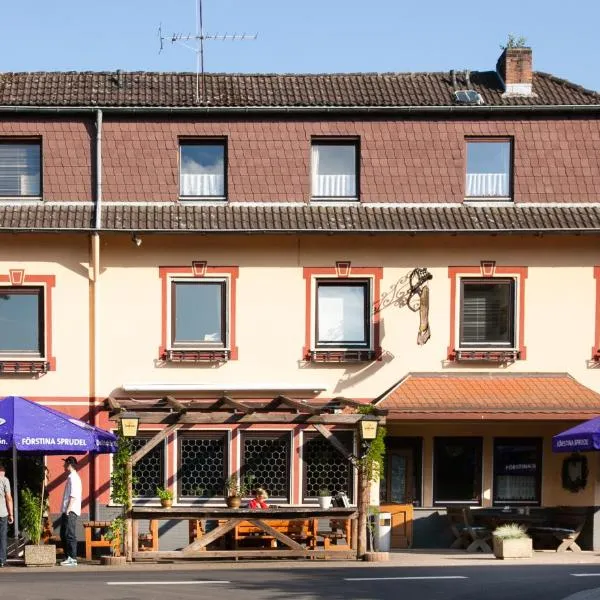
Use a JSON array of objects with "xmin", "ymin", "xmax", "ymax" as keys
[{"xmin": 376, "ymin": 372, "xmax": 600, "ymax": 420}]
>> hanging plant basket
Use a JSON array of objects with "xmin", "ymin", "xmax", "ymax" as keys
[{"xmin": 561, "ymin": 453, "xmax": 588, "ymax": 493}]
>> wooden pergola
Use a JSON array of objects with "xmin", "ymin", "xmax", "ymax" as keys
[{"xmin": 105, "ymin": 394, "xmax": 386, "ymax": 560}]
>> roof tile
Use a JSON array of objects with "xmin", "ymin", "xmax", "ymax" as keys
[
  {"xmin": 378, "ymin": 372, "xmax": 600, "ymax": 415},
  {"xmin": 0, "ymin": 71, "xmax": 597, "ymax": 108}
]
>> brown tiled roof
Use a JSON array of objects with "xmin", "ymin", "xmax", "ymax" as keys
[
  {"xmin": 3, "ymin": 203, "xmax": 600, "ymax": 233},
  {"xmin": 377, "ymin": 372, "xmax": 600, "ymax": 419},
  {"xmin": 0, "ymin": 204, "xmax": 92, "ymax": 230},
  {"xmin": 0, "ymin": 71, "xmax": 597, "ymax": 108},
  {"xmin": 99, "ymin": 204, "xmax": 600, "ymax": 233}
]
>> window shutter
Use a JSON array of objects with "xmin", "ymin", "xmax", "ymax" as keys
[{"xmin": 0, "ymin": 144, "xmax": 41, "ymax": 196}]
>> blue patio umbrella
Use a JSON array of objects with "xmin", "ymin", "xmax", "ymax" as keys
[
  {"xmin": 0, "ymin": 395, "xmax": 117, "ymax": 536},
  {"xmin": 552, "ymin": 416, "xmax": 600, "ymax": 453}
]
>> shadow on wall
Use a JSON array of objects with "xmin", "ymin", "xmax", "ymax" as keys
[{"xmin": 411, "ymin": 509, "xmax": 456, "ymax": 549}]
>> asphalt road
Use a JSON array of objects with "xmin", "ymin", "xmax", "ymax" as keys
[{"xmin": 2, "ymin": 564, "xmax": 600, "ymax": 600}]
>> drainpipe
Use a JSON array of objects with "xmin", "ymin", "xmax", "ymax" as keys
[
  {"xmin": 95, "ymin": 109, "xmax": 102, "ymax": 230},
  {"xmin": 90, "ymin": 108, "xmax": 102, "ymax": 520}
]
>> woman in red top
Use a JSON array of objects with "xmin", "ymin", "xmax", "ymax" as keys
[{"xmin": 248, "ymin": 487, "xmax": 268, "ymax": 509}]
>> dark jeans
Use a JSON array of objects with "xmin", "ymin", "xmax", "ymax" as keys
[
  {"xmin": 0, "ymin": 516, "xmax": 7, "ymax": 564},
  {"xmin": 60, "ymin": 512, "xmax": 77, "ymax": 560}
]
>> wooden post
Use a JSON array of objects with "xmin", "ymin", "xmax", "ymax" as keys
[
  {"xmin": 357, "ymin": 460, "xmax": 369, "ymax": 558},
  {"xmin": 125, "ymin": 458, "xmax": 133, "ymax": 562}
]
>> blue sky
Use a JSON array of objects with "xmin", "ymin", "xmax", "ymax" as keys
[{"xmin": 1, "ymin": 0, "xmax": 598, "ymax": 91}]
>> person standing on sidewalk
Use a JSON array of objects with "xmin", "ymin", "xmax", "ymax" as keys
[
  {"xmin": 60, "ymin": 456, "xmax": 82, "ymax": 567},
  {"xmin": 0, "ymin": 461, "xmax": 14, "ymax": 568}
]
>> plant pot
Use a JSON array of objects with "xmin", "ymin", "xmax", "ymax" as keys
[
  {"xmin": 493, "ymin": 536, "xmax": 533, "ymax": 559},
  {"xmin": 24, "ymin": 544, "xmax": 56, "ymax": 567},
  {"xmin": 226, "ymin": 496, "xmax": 242, "ymax": 508},
  {"xmin": 101, "ymin": 555, "xmax": 127, "ymax": 566},
  {"xmin": 160, "ymin": 499, "xmax": 173, "ymax": 508},
  {"xmin": 318, "ymin": 496, "xmax": 332, "ymax": 509}
]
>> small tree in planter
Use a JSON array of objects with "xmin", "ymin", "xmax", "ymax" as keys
[
  {"xmin": 156, "ymin": 487, "xmax": 173, "ymax": 508},
  {"xmin": 21, "ymin": 487, "xmax": 55, "ymax": 567},
  {"xmin": 224, "ymin": 474, "xmax": 252, "ymax": 508},
  {"xmin": 318, "ymin": 488, "xmax": 332, "ymax": 509},
  {"xmin": 492, "ymin": 523, "xmax": 532, "ymax": 559}
]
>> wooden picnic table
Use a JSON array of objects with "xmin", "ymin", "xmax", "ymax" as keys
[
  {"xmin": 472, "ymin": 508, "xmax": 546, "ymax": 532},
  {"xmin": 130, "ymin": 506, "xmax": 358, "ymax": 561}
]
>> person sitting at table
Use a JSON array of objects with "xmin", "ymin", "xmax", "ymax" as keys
[{"xmin": 248, "ymin": 488, "xmax": 268, "ymax": 509}]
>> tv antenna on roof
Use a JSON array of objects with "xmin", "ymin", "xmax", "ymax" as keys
[{"xmin": 158, "ymin": 0, "xmax": 258, "ymax": 105}]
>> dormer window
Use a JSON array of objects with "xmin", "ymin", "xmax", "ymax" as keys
[{"xmin": 465, "ymin": 138, "xmax": 512, "ymax": 200}]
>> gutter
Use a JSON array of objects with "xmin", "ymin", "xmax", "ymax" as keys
[
  {"xmin": 0, "ymin": 104, "xmax": 598, "ymax": 116},
  {"xmin": 3, "ymin": 226, "xmax": 600, "ymax": 235}
]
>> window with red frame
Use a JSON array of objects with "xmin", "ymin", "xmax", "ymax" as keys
[
  {"xmin": 170, "ymin": 279, "xmax": 228, "ymax": 350},
  {"xmin": 0, "ymin": 287, "xmax": 45, "ymax": 358},
  {"xmin": 315, "ymin": 280, "xmax": 371, "ymax": 349},
  {"xmin": 459, "ymin": 278, "xmax": 516, "ymax": 349}
]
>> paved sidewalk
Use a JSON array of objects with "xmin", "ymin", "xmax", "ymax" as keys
[{"xmin": 2, "ymin": 549, "xmax": 599, "ymax": 572}]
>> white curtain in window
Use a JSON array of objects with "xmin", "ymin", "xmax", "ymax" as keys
[
  {"xmin": 314, "ymin": 174, "xmax": 356, "ymax": 197},
  {"xmin": 496, "ymin": 475, "xmax": 536, "ymax": 501},
  {"xmin": 466, "ymin": 143, "xmax": 510, "ymax": 197},
  {"xmin": 311, "ymin": 145, "xmax": 356, "ymax": 198},
  {"xmin": 466, "ymin": 172, "xmax": 509, "ymax": 197},
  {"xmin": 180, "ymin": 173, "xmax": 224, "ymax": 197}
]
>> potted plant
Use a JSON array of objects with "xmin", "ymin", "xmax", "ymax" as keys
[
  {"xmin": 224, "ymin": 475, "xmax": 251, "ymax": 508},
  {"xmin": 21, "ymin": 487, "xmax": 56, "ymax": 567},
  {"xmin": 318, "ymin": 488, "xmax": 332, "ymax": 509},
  {"xmin": 492, "ymin": 523, "xmax": 533, "ymax": 559},
  {"xmin": 156, "ymin": 487, "xmax": 173, "ymax": 508}
]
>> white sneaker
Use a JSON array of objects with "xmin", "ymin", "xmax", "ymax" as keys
[{"xmin": 60, "ymin": 557, "xmax": 77, "ymax": 566}]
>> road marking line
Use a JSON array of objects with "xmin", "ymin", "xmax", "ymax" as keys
[
  {"xmin": 106, "ymin": 581, "xmax": 230, "ymax": 586},
  {"xmin": 571, "ymin": 574, "xmax": 600, "ymax": 577},
  {"xmin": 344, "ymin": 576, "xmax": 468, "ymax": 581}
]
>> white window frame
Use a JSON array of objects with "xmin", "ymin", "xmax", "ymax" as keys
[
  {"xmin": 300, "ymin": 428, "xmax": 357, "ymax": 505},
  {"xmin": 179, "ymin": 140, "xmax": 227, "ymax": 201},
  {"xmin": 167, "ymin": 275, "xmax": 230, "ymax": 352},
  {"xmin": 455, "ymin": 275, "xmax": 520, "ymax": 352},
  {"xmin": 311, "ymin": 140, "xmax": 359, "ymax": 201},
  {"xmin": 109, "ymin": 431, "xmax": 168, "ymax": 506},
  {"xmin": 239, "ymin": 429, "xmax": 294, "ymax": 504},
  {"xmin": 464, "ymin": 138, "xmax": 512, "ymax": 202},
  {"xmin": 310, "ymin": 276, "xmax": 374, "ymax": 352},
  {"xmin": 174, "ymin": 428, "xmax": 233, "ymax": 506}
]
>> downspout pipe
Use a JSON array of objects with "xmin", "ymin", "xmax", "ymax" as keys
[
  {"xmin": 95, "ymin": 109, "xmax": 102, "ymax": 229},
  {"xmin": 91, "ymin": 108, "xmax": 102, "ymax": 520}
]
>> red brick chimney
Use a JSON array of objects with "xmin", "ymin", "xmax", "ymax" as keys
[{"xmin": 496, "ymin": 46, "xmax": 533, "ymax": 96}]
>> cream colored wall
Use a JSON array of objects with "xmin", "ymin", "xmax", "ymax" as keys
[
  {"xmin": 388, "ymin": 421, "xmax": 597, "ymax": 508},
  {"xmin": 2, "ymin": 232, "xmax": 600, "ymax": 403},
  {"xmin": 95, "ymin": 234, "xmax": 600, "ymax": 399},
  {"xmin": 0, "ymin": 234, "xmax": 90, "ymax": 398}
]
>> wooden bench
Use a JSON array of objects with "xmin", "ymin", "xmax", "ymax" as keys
[
  {"xmin": 529, "ymin": 508, "xmax": 587, "ymax": 552},
  {"xmin": 445, "ymin": 507, "xmax": 492, "ymax": 552},
  {"xmin": 318, "ymin": 518, "xmax": 352, "ymax": 551},
  {"xmin": 232, "ymin": 519, "xmax": 317, "ymax": 549},
  {"xmin": 83, "ymin": 521, "xmax": 120, "ymax": 561},
  {"xmin": 137, "ymin": 520, "xmax": 159, "ymax": 552},
  {"xmin": 445, "ymin": 507, "xmax": 470, "ymax": 549}
]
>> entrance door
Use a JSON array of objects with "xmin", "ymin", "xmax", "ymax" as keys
[{"xmin": 380, "ymin": 449, "xmax": 414, "ymax": 548}]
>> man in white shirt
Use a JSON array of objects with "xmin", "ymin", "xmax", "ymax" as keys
[
  {"xmin": 0, "ymin": 461, "xmax": 14, "ymax": 568},
  {"xmin": 60, "ymin": 456, "xmax": 82, "ymax": 566}
]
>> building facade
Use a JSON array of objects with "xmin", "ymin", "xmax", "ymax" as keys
[{"xmin": 2, "ymin": 45, "xmax": 600, "ymax": 549}]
